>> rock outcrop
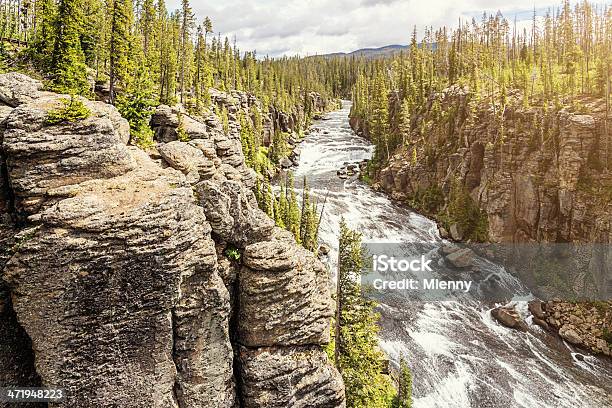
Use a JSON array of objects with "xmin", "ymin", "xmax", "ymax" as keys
[
  {"xmin": 528, "ymin": 300, "xmax": 612, "ymax": 357},
  {"xmin": 0, "ymin": 74, "xmax": 344, "ymax": 407},
  {"xmin": 356, "ymin": 86, "xmax": 611, "ymax": 300},
  {"xmin": 238, "ymin": 346, "xmax": 345, "ymax": 408},
  {"xmin": 491, "ymin": 306, "xmax": 528, "ymax": 332},
  {"xmin": 150, "ymin": 88, "xmax": 335, "ymax": 179},
  {"xmin": 150, "ymin": 103, "xmax": 256, "ymax": 188}
]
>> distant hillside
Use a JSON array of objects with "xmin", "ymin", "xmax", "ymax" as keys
[
  {"xmin": 317, "ymin": 43, "xmax": 442, "ymax": 59},
  {"xmin": 320, "ymin": 44, "xmax": 409, "ymax": 59}
]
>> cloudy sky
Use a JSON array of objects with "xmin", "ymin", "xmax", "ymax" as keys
[{"xmin": 167, "ymin": 0, "xmax": 585, "ymax": 57}]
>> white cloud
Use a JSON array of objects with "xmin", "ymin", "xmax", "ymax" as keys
[{"xmin": 167, "ymin": 0, "xmax": 590, "ymax": 57}]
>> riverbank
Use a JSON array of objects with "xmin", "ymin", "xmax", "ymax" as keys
[{"xmin": 297, "ymin": 102, "xmax": 612, "ymax": 407}]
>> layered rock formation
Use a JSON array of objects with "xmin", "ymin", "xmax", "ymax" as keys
[
  {"xmin": 528, "ymin": 300, "xmax": 611, "ymax": 357},
  {"xmin": 0, "ymin": 73, "xmax": 344, "ymax": 407},
  {"xmin": 151, "ymin": 88, "xmax": 336, "ymax": 177},
  {"xmin": 354, "ymin": 86, "xmax": 611, "ymax": 300}
]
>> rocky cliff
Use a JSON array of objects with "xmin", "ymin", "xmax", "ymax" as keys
[
  {"xmin": 353, "ymin": 86, "xmax": 611, "ymax": 300},
  {"xmin": 150, "ymin": 87, "xmax": 335, "ymax": 176},
  {"xmin": 0, "ymin": 72, "xmax": 345, "ymax": 408}
]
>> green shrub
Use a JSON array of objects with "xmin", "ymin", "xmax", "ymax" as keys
[
  {"xmin": 445, "ymin": 179, "xmax": 489, "ymax": 242},
  {"xmin": 176, "ymin": 113, "xmax": 190, "ymax": 142},
  {"xmin": 408, "ymin": 185, "xmax": 445, "ymax": 215},
  {"xmin": 115, "ymin": 76, "xmax": 157, "ymax": 149},
  {"xmin": 224, "ymin": 246, "xmax": 241, "ymax": 261},
  {"xmin": 131, "ymin": 126, "xmax": 155, "ymax": 149},
  {"xmin": 45, "ymin": 96, "xmax": 91, "ymax": 125}
]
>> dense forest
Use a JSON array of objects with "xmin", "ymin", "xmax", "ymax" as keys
[
  {"xmin": 2, "ymin": 0, "xmax": 609, "ymax": 200},
  {"xmin": 0, "ymin": 0, "xmax": 358, "ymax": 145},
  {"xmin": 350, "ymin": 0, "xmax": 611, "ymax": 167}
]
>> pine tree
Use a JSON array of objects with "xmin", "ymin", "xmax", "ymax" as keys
[
  {"xmin": 179, "ymin": 0, "xmax": 195, "ymax": 104},
  {"xmin": 30, "ymin": 0, "xmax": 57, "ymax": 66},
  {"xmin": 334, "ymin": 220, "xmax": 396, "ymax": 408},
  {"xmin": 109, "ymin": 0, "xmax": 134, "ymax": 104},
  {"xmin": 50, "ymin": 0, "xmax": 90, "ymax": 94},
  {"xmin": 393, "ymin": 357, "xmax": 413, "ymax": 408},
  {"xmin": 286, "ymin": 173, "xmax": 301, "ymax": 243}
]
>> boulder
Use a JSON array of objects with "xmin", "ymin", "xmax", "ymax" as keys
[
  {"xmin": 532, "ymin": 317, "xmax": 549, "ymax": 330},
  {"xmin": 280, "ymin": 157, "xmax": 293, "ymax": 169},
  {"xmin": 528, "ymin": 300, "xmax": 546, "ymax": 320},
  {"xmin": 445, "ymin": 248, "xmax": 475, "ymax": 268},
  {"xmin": 318, "ymin": 244, "xmax": 331, "ymax": 255},
  {"xmin": 559, "ymin": 325, "xmax": 583, "ymax": 345},
  {"xmin": 491, "ymin": 307, "xmax": 528, "ymax": 331},
  {"xmin": 440, "ymin": 244, "xmax": 459, "ymax": 256},
  {"xmin": 289, "ymin": 149, "xmax": 301, "ymax": 165},
  {"xmin": 158, "ymin": 141, "xmax": 217, "ymax": 182},
  {"xmin": 595, "ymin": 339, "xmax": 611, "ymax": 356},
  {"xmin": 439, "ymin": 227, "xmax": 449, "ymax": 239},
  {"xmin": 450, "ymin": 223, "xmax": 463, "ymax": 241}
]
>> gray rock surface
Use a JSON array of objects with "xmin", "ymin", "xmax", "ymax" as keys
[
  {"xmin": 0, "ymin": 73, "xmax": 344, "ymax": 408},
  {"xmin": 3, "ymin": 95, "xmax": 134, "ymax": 215},
  {"xmin": 239, "ymin": 346, "xmax": 346, "ymax": 408},
  {"xmin": 0, "ymin": 83, "xmax": 236, "ymax": 407},
  {"xmin": 196, "ymin": 179, "xmax": 275, "ymax": 247},
  {"xmin": 239, "ymin": 230, "xmax": 334, "ymax": 347},
  {"xmin": 158, "ymin": 140, "xmax": 217, "ymax": 182},
  {"xmin": 150, "ymin": 103, "xmax": 256, "ymax": 188},
  {"xmin": 3, "ymin": 151, "xmax": 231, "ymax": 408},
  {"xmin": 0, "ymin": 72, "xmax": 47, "ymax": 107}
]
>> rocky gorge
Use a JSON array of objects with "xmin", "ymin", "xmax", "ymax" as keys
[
  {"xmin": 0, "ymin": 72, "xmax": 345, "ymax": 407},
  {"xmin": 352, "ymin": 86, "xmax": 611, "ymax": 247},
  {"xmin": 350, "ymin": 86, "xmax": 612, "ymax": 358}
]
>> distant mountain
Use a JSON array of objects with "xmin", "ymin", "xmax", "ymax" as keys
[{"xmin": 319, "ymin": 44, "xmax": 409, "ymax": 59}]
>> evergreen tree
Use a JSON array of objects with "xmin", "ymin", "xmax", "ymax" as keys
[
  {"xmin": 50, "ymin": 0, "xmax": 89, "ymax": 94},
  {"xmin": 109, "ymin": 0, "xmax": 134, "ymax": 104},
  {"xmin": 393, "ymin": 357, "xmax": 413, "ymax": 408},
  {"xmin": 286, "ymin": 173, "xmax": 301, "ymax": 243},
  {"xmin": 334, "ymin": 220, "xmax": 397, "ymax": 408},
  {"xmin": 179, "ymin": 0, "xmax": 195, "ymax": 104},
  {"xmin": 30, "ymin": 0, "xmax": 57, "ymax": 66}
]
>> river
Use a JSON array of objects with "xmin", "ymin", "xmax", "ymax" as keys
[{"xmin": 291, "ymin": 101, "xmax": 612, "ymax": 408}]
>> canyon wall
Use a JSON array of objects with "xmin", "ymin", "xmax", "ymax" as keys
[
  {"xmin": 0, "ymin": 73, "xmax": 345, "ymax": 408},
  {"xmin": 352, "ymin": 86, "xmax": 611, "ymax": 299}
]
